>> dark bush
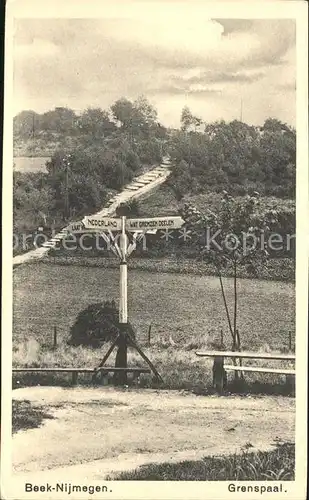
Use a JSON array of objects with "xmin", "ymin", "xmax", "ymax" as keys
[
  {"xmin": 116, "ymin": 199, "xmax": 140, "ymax": 217},
  {"xmin": 68, "ymin": 300, "xmax": 135, "ymax": 347}
]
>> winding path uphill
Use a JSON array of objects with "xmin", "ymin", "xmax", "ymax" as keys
[{"xmin": 13, "ymin": 158, "xmax": 171, "ymax": 267}]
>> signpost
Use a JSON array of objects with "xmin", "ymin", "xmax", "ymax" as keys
[
  {"xmin": 66, "ymin": 222, "xmax": 94, "ymax": 233},
  {"xmin": 119, "ymin": 216, "xmax": 128, "ymax": 323},
  {"xmin": 82, "ymin": 215, "xmax": 184, "ymax": 232},
  {"xmin": 82, "ymin": 212, "xmax": 185, "ymax": 385},
  {"xmin": 126, "ymin": 216, "xmax": 184, "ymax": 232},
  {"xmin": 82, "ymin": 216, "xmax": 122, "ymax": 231},
  {"xmin": 116, "ymin": 216, "xmax": 128, "ymax": 384}
]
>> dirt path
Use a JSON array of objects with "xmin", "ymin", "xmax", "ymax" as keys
[{"xmin": 12, "ymin": 386, "xmax": 294, "ymax": 480}]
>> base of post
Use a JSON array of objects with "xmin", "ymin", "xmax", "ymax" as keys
[{"xmin": 114, "ymin": 324, "xmax": 128, "ymax": 385}]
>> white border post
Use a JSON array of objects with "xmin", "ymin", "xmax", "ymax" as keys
[
  {"xmin": 117, "ymin": 215, "xmax": 128, "ymax": 384},
  {"xmin": 119, "ymin": 216, "xmax": 128, "ymax": 323}
]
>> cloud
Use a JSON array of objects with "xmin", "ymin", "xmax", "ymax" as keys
[
  {"xmin": 14, "ymin": 38, "xmax": 60, "ymax": 58},
  {"xmin": 148, "ymin": 83, "xmax": 221, "ymax": 96},
  {"xmin": 214, "ymin": 19, "xmax": 254, "ymax": 35},
  {"xmin": 277, "ymin": 82, "xmax": 296, "ymax": 91},
  {"xmin": 12, "ymin": 16, "xmax": 296, "ymax": 127},
  {"xmin": 173, "ymin": 69, "xmax": 265, "ymax": 87}
]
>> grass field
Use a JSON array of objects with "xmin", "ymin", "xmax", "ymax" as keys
[
  {"xmin": 13, "ymin": 263, "xmax": 294, "ymax": 348},
  {"xmin": 13, "ymin": 262, "xmax": 295, "ymax": 392}
]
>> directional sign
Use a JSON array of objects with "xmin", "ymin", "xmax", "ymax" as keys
[
  {"xmin": 126, "ymin": 216, "xmax": 185, "ymax": 232},
  {"xmin": 65, "ymin": 221, "xmax": 93, "ymax": 233},
  {"xmin": 82, "ymin": 216, "xmax": 122, "ymax": 231}
]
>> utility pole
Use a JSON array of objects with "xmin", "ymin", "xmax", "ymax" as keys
[
  {"xmin": 32, "ymin": 113, "xmax": 35, "ymax": 155},
  {"xmin": 63, "ymin": 155, "xmax": 70, "ymax": 221},
  {"xmin": 240, "ymin": 98, "xmax": 243, "ymax": 122}
]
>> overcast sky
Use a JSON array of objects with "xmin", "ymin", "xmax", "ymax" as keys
[{"xmin": 13, "ymin": 13, "xmax": 296, "ymax": 128}]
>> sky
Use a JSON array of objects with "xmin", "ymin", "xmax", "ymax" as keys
[{"xmin": 13, "ymin": 10, "xmax": 296, "ymax": 128}]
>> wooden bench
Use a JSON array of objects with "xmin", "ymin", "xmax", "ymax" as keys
[
  {"xmin": 195, "ymin": 351, "xmax": 295, "ymax": 393},
  {"xmin": 12, "ymin": 367, "xmax": 151, "ymax": 385}
]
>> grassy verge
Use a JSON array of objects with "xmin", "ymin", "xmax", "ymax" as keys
[
  {"xmin": 12, "ymin": 399, "xmax": 54, "ymax": 434},
  {"xmin": 109, "ymin": 442, "xmax": 295, "ymax": 481},
  {"xmin": 12, "ymin": 340, "xmax": 295, "ymax": 395}
]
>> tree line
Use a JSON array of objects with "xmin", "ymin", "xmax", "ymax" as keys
[
  {"xmin": 13, "ymin": 100, "xmax": 295, "ymax": 240},
  {"xmin": 168, "ymin": 110, "xmax": 295, "ymax": 199},
  {"xmin": 14, "ymin": 97, "xmax": 167, "ymax": 142},
  {"xmin": 13, "ymin": 97, "xmax": 167, "ymax": 233}
]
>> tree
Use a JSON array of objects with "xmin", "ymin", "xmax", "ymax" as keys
[
  {"xmin": 13, "ymin": 171, "xmax": 54, "ymax": 229},
  {"xmin": 111, "ymin": 96, "xmax": 159, "ymax": 139},
  {"xmin": 45, "ymin": 142, "xmax": 137, "ymax": 215},
  {"xmin": 192, "ymin": 115, "xmax": 203, "ymax": 132},
  {"xmin": 261, "ymin": 118, "xmax": 292, "ymax": 134},
  {"xmin": 133, "ymin": 96, "xmax": 158, "ymax": 136},
  {"xmin": 46, "ymin": 149, "xmax": 109, "ymax": 215},
  {"xmin": 134, "ymin": 96, "xmax": 157, "ymax": 124},
  {"xmin": 111, "ymin": 98, "xmax": 135, "ymax": 130},
  {"xmin": 167, "ymin": 159, "xmax": 193, "ymax": 200},
  {"xmin": 181, "ymin": 106, "xmax": 193, "ymax": 132},
  {"xmin": 154, "ymin": 123, "xmax": 168, "ymax": 140},
  {"xmin": 40, "ymin": 107, "xmax": 77, "ymax": 134},
  {"xmin": 180, "ymin": 106, "xmax": 202, "ymax": 132},
  {"xmin": 180, "ymin": 191, "xmax": 277, "ymax": 357},
  {"xmin": 13, "ymin": 110, "xmax": 41, "ymax": 138},
  {"xmin": 169, "ymin": 117, "xmax": 295, "ymax": 198},
  {"xmin": 259, "ymin": 119, "xmax": 296, "ymax": 197},
  {"xmin": 78, "ymin": 107, "xmax": 116, "ymax": 138}
]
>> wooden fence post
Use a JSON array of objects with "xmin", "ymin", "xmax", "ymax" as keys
[
  {"xmin": 286, "ymin": 331, "xmax": 294, "ymax": 393},
  {"xmin": 148, "ymin": 324, "xmax": 152, "ymax": 346},
  {"xmin": 72, "ymin": 371, "xmax": 78, "ymax": 385},
  {"xmin": 236, "ymin": 329, "xmax": 244, "ymax": 380},
  {"xmin": 212, "ymin": 356, "xmax": 225, "ymax": 393},
  {"xmin": 53, "ymin": 326, "xmax": 57, "ymax": 349}
]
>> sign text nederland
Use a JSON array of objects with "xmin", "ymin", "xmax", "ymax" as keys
[
  {"xmin": 82, "ymin": 216, "xmax": 185, "ymax": 231},
  {"xmin": 82, "ymin": 217, "xmax": 122, "ymax": 230}
]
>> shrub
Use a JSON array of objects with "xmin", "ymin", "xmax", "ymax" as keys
[{"xmin": 68, "ymin": 300, "xmax": 135, "ymax": 347}]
